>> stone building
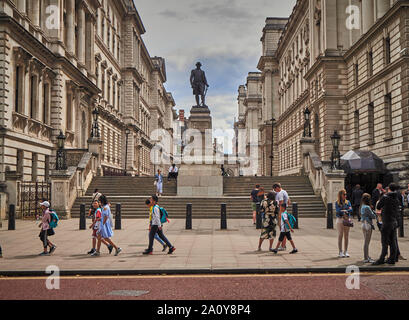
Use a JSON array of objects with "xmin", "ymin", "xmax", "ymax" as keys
[
  {"xmin": 0, "ymin": 0, "xmax": 176, "ymax": 218},
  {"xmin": 236, "ymin": 0, "xmax": 409, "ymax": 191}
]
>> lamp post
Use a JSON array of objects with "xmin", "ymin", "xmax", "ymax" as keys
[
  {"xmin": 124, "ymin": 128, "xmax": 131, "ymax": 176},
  {"xmin": 330, "ymin": 130, "xmax": 341, "ymax": 170},
  {"xmin": 91, "ymin": 107, "xmax": 100, "ymax": 138},
  {"xmin": 56, "ymin": 130, "xmax": 67, "ymax": 170},
  {"xmin": 303, "ymin": 107, "xmax": 311, "ymax": 138},
  {"xmin": 269, "ymin": 117, "xmax": 275, "ymax": 177}
]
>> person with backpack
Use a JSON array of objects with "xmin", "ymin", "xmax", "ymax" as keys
[
  {"xmin": 270, "ymin": 203, "xmax": 298, "ymax": 254},
  {"xmin": 143, "ymin": 195, "xmax": 175, "ymax": 255},
  {"xmin": 91, "ymin": 195, "xmax": 122, "ymax": 257},
  {"xmin": 257, "ymin": 192, "xmax": 278, "ymax": 251},
  {"xmin": 145, "ymin": 198, "xmax": 169, "ymax": 252},
  {"xmin": 38, "ymin": 201, "xmax": 57, "ymax": 256},
  {"xmin": 273, "ymin": 183, "xmax": 291, "ymax": 251},
  {"xmin": 88, "ymin": 199, "xmax": 114, "ymax": 255}
]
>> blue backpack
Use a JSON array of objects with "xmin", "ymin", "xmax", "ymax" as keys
[
  {"xmin": 49, "ymin": 210, "xmax": 59, "ymax": 229},
  {"xmin": 287, "ymin": 213, "xmax": 297, "ymax": 229},
  {"xmin": 159, "ymin": 207, "xmax": 169, "ymax": 224}
]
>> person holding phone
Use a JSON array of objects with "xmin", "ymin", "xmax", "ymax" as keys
[{"xmin": 335, "ymin": 189, "xmax": 353, "ymax": 258}]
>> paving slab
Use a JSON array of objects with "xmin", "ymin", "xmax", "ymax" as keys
[{"xmin": 0, "ymin": 218, "xmax": 408, "ymax": 275}]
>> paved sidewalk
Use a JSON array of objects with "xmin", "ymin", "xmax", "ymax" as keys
[{"xmin": 0, "ymin": 218, "xmax": 408, "ymax": 275}]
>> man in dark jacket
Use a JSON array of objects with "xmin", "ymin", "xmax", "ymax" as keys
[
  {"xmin": 373, "ymin": 183, "xmax": 400, "ymax": 265},
  {"xmin": 351, "ymin": 184, "xmax": 364, "ymax": 221},
  {"xmin": 371, "ymin": 183, "xmax": 384, "ymax": 208}
]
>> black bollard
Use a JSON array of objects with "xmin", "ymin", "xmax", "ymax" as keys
[
  {"xmin": 327, "ymin": 203, "xmax": 334, "ymax": 229},
  {"xmin": 292, "ymin": 202, "xmax": 299, "ymax": 229},
  {"xmin": 186, "ymin": 203, "xmax": 192, "ymax": 230},
  {"xmin": 399, "ymin": 207, "xmax": 404, "ymax": 238},
  {"xmin": 256, "ymin": 202, "xmax": 262, "ymax": 229},
  {"xmin": 79, "ymin": 204, "xmax": 86, "ymax": 230},
  {"xmin": 8, "ymin": 204, "xmax": 15, "ymax": 231},
  {"xmin": 115, "ymin": 203, "xmax": 121, "ymax": 230},
  {"xmin": 221, "ymin": 203, "xmax": 227, "ymax": 230}
]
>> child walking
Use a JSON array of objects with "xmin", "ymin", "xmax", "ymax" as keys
[
  {"xmin": 88, "ymin": 200, "xmax": 113, "ymax": 255},
  {"xmin": 38, "ymin": 201, "xmax": 57, "ymax": 256},
  {"xmin": 270, "ymin": 204, "xmax": 298, "ymax": 254}
]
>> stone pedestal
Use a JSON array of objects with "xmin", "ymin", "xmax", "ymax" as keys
[
  {"xmin": 188, "ymin": 106, "xmax": 213, "ymax": 160},
  {"xmin": 88, "ymin": 137, "xmax": 102, "ymax": 176},
  {"xmin": 4, "ymin": 172, "xmax": 22, "ymax": 218},
  {"xmin": 325, "ymin": 169, "xmax": 347, "ymax": 206},
  {"xmin": 177, "ymin": 164, "xmax": 223, "ymax": 197},
  {"xmin": 50, "ymin": 170, "xmax": 74, "ymax": 219}
]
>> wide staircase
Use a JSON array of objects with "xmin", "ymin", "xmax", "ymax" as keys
[{"xmin": 71, "ymin": 175, "xmax": 326, "ymax": 219}]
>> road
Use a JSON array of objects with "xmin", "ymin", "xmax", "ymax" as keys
[{"xmin": 1, "ymin": 272, "xmax": 409, "ymax": 300}]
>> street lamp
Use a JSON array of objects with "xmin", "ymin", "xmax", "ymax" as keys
[
  {"xmin": 330, "ymin": 130, "xmax": 341, "ymax": 170},
  {"xmin": 269, "ymin": 118, "xmax": 275, "ymax": 177},
  {"xmin": 303, "ymin": 107, "xmax": 312, "ymax": 138},
  {"xmin": 124, "ymin": 128, "xmax": 131, "ymax": 176},
  {"xmin": 56, "ymin": 130, "xmax": 67, "ymax": 170},
  {"xmin": 91, "ymin": 107, "xmax": 100, "ymax": 138}
]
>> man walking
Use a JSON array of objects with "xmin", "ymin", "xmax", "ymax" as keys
[
  {"xmin": 143, "ymin": 195, "xmax": 175, "ymax": 255},
  {"xmin": 273, "ymin": 182, "xmax": 291, "ymax": 251},
  {"xmin": 250, "ymin": 185, "xmax": 260, "ymax": 225},
  {"xmin": 351, "ymin": 184, "xmax": 364, "ymax": 221},
  {"xmin": 371, "ymin": 183, "xmax": 385, "ymax": 208},
  {"xmin": 373, "ymin": 183, "xmax": 400, "ymax": 265}
]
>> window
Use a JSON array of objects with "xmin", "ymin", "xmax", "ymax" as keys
[
  {"xmin": 385, "ymin": 36, "xmax": 391, "ymax": 65},
  {"xmin": 107, "ymin": 77, "xmax": 111, "ymax": 104},
  {"xmin": 385, "ymin": 93, "xmax": 392, "ymax": 138},
  {"xmin": 354, "ymin": 63, "xmax": 359, "ymax": 86},
  {"xmin": 43, "ymin": 83, "xmax": 50, "ymax": 124},
  {"xmin": 112, "ymin": 80, "xmax": 116, "ymax": 108},
  {"xmin": 368, "ymin": 103, "xmax": 375, "ymax": 144},
  {"xmin": 30, "ymin": 75, "xmax": 38, "ymax": 119},
  {"xmin": 17, "ymin": 149, "xmax": 24, "ymax": 175},
  {"xmin": 354, "ymin": 110, "xmax": 360, "ymax": 147},
  {"xmin": 66, "ymin": 92, "xmax": 72, "ymax": 130},
  {"xmin": 368, "ymin": 50, "xmax": 373, "ymax": 77},
  {"xmin": 15, "ymin": 65, "xmax": 22, "ymax": 113}
]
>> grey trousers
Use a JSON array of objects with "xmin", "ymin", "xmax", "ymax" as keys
[{"xmin": 362, "ymin": 221, "xmax": 373, "ymax": 260}]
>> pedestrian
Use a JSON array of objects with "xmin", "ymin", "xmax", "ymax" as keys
[
  {"xmin": 155, "ymin": 169, "xmax": 163, "ymax": 197},
  {"xmin": 257, "ymin": 192, "xmax": 278, "ymax": 251},
  {"xmin": 87, "ymin": 200, "xmax": 113, "ymax": 255},
  {"xmin": 221, "ymin": 164, "xmax": 226, "ymax": 176},
  {"xmin": 396, "ymin": 190, "xmax": 407, "ymax": 262},
  {"xmin": 145, "ymin": 199, "xmax": 169, "ymax": 252},
  {"xmin": 91, "ymin": 195, "xmax": 122, "ymax": 257},
  {"xmin": 0, "ymin": 244, "xmax": 2, "ymax": 258},
  {"xmin": 167, "ymin": 164, "xmax": 178, "ymax": 181},
  {"xmin": 270, "ymin": 203, "xmax": 298, "ymax": 254},
  {"xmin": 273, "ymin": 182, "xmax": 291, "ymax": 251},
  {"xmin": 335, "ymin": 189, "xmax": 353, "ymax": 258},
  {"xmin": 371, "ymin": 183, "xmax": 385, "ymax": 208},
  {"xmin": 360, "ymin": 193, "xmax": 376, "ymax": 263},
  {"xmin": 250, "ymin": 184, "xmax": 260, "ymax": 225},
  {"xmin": 405, "ymin": 184, "xmax": 409, "ymax": 208},
  {"xmin": 38, "ymin": 201, "xmax": 57, "ymax": 256},
  {"xmin": 351, "ymin": 184, "xmax": 364, "ymax": 221},
  {"xmin": 88, "ymin": 189, "xmax": 102, "ymax": 218},
  {"xmin": 373, "ymin": 183, "xmax": 400, "ymax": 265},
  {"xmin": 143, "ymin": 195, "xmax": 175, "ymax": 255}
]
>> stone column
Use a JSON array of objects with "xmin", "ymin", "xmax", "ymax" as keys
[
  {"xmin": 66, "ymin": 0, "xmax": 75, "ymax": 55},
  {"xmin": 17, "ymin": 0, "xmax": 26, "ymax": 14},
  {"xmin": 50, "ymin": 170, "xmax": 73, "ymax": 219},
  {"xmin": 325, "ymin": 170, "xmax": 347, "ymax": 207},
  {"xmin": 31, "ymin": 0, "xmax": 40, "ymax": 26},
  {"xmin": 376, "ymin": 0, "xmax": 390, "ymax": 19},
  {"xmin": 362, "ymin": 0, "xmax": 375, "ymax": 34},
  {"xmin": 77, "ymin": 5, "xmax": 86, "ymax": 66},
  {"xmin": 89, "ymin": 16, "xmax": 96, "ymax": 75}
]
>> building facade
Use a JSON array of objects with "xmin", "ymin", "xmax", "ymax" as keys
[
  {"xmin": 236, "ymin": 0, "xmax": 409, "ymax": 189},
  {"xmin": 0, "ymin": 0, "xmax": 176, "ymax": 217}
]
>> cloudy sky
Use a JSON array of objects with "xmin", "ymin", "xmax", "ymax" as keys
[{"xmin": 133, "ymin": 0, "xmax": 296, "ymax": 132}]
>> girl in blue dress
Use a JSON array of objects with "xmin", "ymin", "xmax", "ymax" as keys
[{"xmin": 92, "ymin": 195, "xmax": 122, "ymax": 256}]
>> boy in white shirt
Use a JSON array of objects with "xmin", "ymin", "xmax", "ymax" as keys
[{"xmin": 270, "ymin": 204, "xmax": 298, "ymax": 254}]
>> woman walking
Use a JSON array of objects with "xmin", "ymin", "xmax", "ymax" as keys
[
  {"xmin": 92, "ymin": 195, "xmax": 122, "ymax": 257},
  {"xmin": 335, "ymin": 189, "xmax": 353, "ymax": 258},
  {"xmin": 155, "ymin": 169, "xmax": 164, "ymax": 197},
  {"xmin": 360, "ymin": 193, "xmax": 377, "ymax": 263},
  {"xmin": 257, "ymin": 192, "xmax": 278, "ymax": 251},
  {"xmin": 38, "ymin": 201, "xmax": 57, "ymax": 256}
]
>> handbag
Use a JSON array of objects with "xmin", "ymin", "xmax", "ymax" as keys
[{"xmin": 343, "ymin": 216, "xmax": 354, "ymax": 227}]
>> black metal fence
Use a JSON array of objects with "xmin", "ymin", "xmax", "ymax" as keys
[{"xmin": 19, "ymin": 181, "xmax": 51, "ymax": 219}]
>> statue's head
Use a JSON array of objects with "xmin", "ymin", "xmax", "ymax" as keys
[{"xmin": 196, "ymin": 62, "xmax": 202, "ymax": 68}]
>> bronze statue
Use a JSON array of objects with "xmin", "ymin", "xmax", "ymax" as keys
[{"xmin": 190, "ymin": 62, "xmax": 209, "ymax": 107}]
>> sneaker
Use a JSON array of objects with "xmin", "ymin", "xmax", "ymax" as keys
[
  {"xmin": 91, "ymin": 251, "xmax": 100, "ymax": 257},
  {"xmin": 398, "ymin": 255, "xmax": 407, "ymax": 261},
  {"xmin": 257, "ymin": 247, "xmax": 262, "ymax": 252},
  {"xmin": 372, "ymin": 259, "xmax": 385, "ymax": 266},
  {"xmin": 49, "ymin": 246, "xmax": 57, "ymax": 254},
  {"xmin": 162, "ymin": 244, "xmax": 168, "ymax": 252},
  {"xmin": 39, "ymin": 252, "xmax": 49, "ymax": 256},
  {"xmin": 277, "ymin": 247, "xmax": 285, "ymax": 252},
  {"xmin": 270, "ymin": 249, "xmax": 278, "ymax": 254},
  {"xmin": 368, "ymin": 258, "xmax": 375, "ymax": 263},
  {"xmin": 338, "ymin": 252, "xmax": 345, "ymax": 258},
  {"xmin": 108, "ymin": 245, "xmax": 114, "ymax": 254},
  {"xmin": 168, "ymin": 247, "xmax": 176, "ymax": 254},
  {"xmin": 289, "ymin": 249, "xmax": 298, "ymax": 254},
  {"xmin": 143, "ymin": 249, "xmax": 153, "ymax": 255},
  {"xmin": 344, "ymin": 252, "xmax": 350, "ymax": 258},
  {"xmin": 114, "ymin": 247, "xmax": 122, "ymax": 256},
  {"xmin": 87, "ymin": 249, "xmax": 96, "ymax": 255}
]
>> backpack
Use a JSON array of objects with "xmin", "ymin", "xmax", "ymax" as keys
[
  {"xmin": 49, "ymin": 210, "xmax": 59, "ymax": 229},
  {"xmin": 159, "ymin": 207, "xmax": 169, "ymax": 224},
  {"xmin": 287, "ymin": 213, "xmax": 297, "ymax": 229}
]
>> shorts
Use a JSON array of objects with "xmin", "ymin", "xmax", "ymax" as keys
[
  {"xmin": 278, "ymin": 231, "xmax": 292, "ymax": 242},
  {"xmin": 38, "ymin": 229, "xmax": 55, "ymax": 238},
  {"xmin": 252, "ymin": 203, "xmax": 257, "ymax": 211}
]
